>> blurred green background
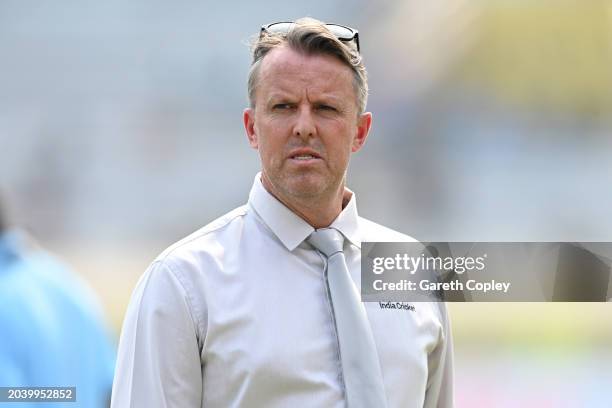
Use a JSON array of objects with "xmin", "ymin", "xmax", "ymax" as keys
[{"xmin": 2, "ymin": 0, "xmax": 611, "ymax": 406}]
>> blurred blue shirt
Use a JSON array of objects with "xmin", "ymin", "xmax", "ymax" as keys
[{"xmin": 0, "ymin": 230, "xmax": 115, "ymax": 407}]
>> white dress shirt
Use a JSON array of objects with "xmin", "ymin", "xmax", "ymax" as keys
[{"xmin": 111, "ymin": 173, "xmax": 454, "ymax": 408}]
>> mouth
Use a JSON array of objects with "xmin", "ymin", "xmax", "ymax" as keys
[
  {"xmin": 291, "ymin": 154, "xmax": 319, "ymax": 161},
  {"xmin": 288, "ymin": 150, "xmax": 323, "ymax": 164}
]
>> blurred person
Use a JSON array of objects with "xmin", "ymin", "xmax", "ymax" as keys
[
  {"xmin": 0, "ymin": 201, "xmax": 116, "ymax": 407},
  {"xmin": 112, "ymin": 17, "xmax": 453, "ymax": 408}
]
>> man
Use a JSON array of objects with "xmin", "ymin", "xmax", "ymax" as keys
[
  {"xmin": 112, "ymin": 18, "xmax": 453, "ymax": 408},
  {"xmin": 0, "ymin": 201, "xmax": 116, "ymax": 407}
]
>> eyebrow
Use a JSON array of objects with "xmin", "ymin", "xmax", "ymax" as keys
[{"xmin": 265, "ymin": 92, "xmax": 345, "ymax": 106}]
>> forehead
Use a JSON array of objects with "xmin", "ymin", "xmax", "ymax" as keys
[{"xmin": 257, "ymin": 45, "xmax": 355, "ymax": 98}]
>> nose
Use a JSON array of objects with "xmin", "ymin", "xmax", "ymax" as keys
[{"xmin": 293, "ymin": 106, "xmax": 316, "ymax": 139}]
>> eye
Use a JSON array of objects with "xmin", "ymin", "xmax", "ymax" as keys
[
  {"xmin": 273, "ymin": 103, "xmax": 294, "ymax": 110},
  {"xmin": 316, "ymin": 104, "xmax": 338, "ymax": 112}
]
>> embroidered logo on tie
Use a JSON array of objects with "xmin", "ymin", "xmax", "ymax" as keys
[{"xmin": 378, "ymin": 302, "xmax": 416, "ymax": 312}]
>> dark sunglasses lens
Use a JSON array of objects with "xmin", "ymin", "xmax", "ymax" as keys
[
  {"xmin": 325, "ymin": 24, "xmax": 355, "ymax": 40},
  {"xmin": 262, "ymin": 22, "xmax": 358, "ymax": 51},
  {"xmin": 264, "ymin": 22, "xmax": 355, "ymax": 40},
  {"xmin": 263, "ymin": 22, "xmax": 294, "ymax": 35}
]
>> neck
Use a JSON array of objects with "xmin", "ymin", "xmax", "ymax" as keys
[{"xmin": 261, "ymin": 173, "xmax": 350, "ymax": 229}]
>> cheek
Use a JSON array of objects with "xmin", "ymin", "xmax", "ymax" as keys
[
  {"xmin": 257, "ymin": 135, "xmax": 284, "ymax": 167},
  {"xmin": 326, "ymin": 126, "xmax": 355, "ymax": 160}
]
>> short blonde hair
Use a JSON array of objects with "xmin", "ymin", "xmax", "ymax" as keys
[{"xmin": 248, "ymin": 17, "xmax": 368, "ymax": 114}]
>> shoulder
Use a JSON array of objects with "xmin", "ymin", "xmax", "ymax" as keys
[
  {"xmin": 1, "ymin": 247, "xmax": 106, "ymax": 321},
  {"xmin": 128, "ymin": 206, "xmax": 253, "ymax": 337},
  {"xmin": 138, "ymin": 205, "xmax": 251, "ymax": 292},
  {"xmin": 358, "ymin": 216, "xmax": 418, "ymax": 243},
  {"xmin": 156, "ymin": 205, "xmax": 249, "ymax": 263},
  {"xmin": 357, "ymin": 218, "xmax": 451, "ymax": 329}
]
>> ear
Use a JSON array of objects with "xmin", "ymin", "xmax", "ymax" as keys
[
  {"xmin": 243, "ymin": 108, "xmax": 258, "ymax": 149},
  {"xmin": 351, "ymin": 112, "xmax": 372, "ymax": 153}
]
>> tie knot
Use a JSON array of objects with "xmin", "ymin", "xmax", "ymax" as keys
[{"xmin": 307, "ymin": 228, "xmax": 344, "ymax": 257}]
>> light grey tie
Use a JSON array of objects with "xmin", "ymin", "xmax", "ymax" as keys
[{"xmin": 308, "ymin": 228, "xmax": 388, "ymax": 408}]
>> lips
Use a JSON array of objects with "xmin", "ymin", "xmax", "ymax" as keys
[{"xmin": 288, "ymin": 149, "xmax": 322, "ymax": 160}]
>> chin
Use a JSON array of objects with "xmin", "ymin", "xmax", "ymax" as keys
[
  {"xmin": 283, "ymin": 174, "xmax": 336, "ymax": 199},
  {"xmin": 285, "ymin": 180, "xmax": 323, "ymax": 198}
]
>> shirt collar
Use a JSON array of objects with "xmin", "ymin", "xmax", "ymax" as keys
[
  {"xmin": 329, "ymin": 190, "xmax": 361, "ymax": 249},
  {"xmin": 248, "ymin": 173, "xmax": 361, "ymax": 251}
]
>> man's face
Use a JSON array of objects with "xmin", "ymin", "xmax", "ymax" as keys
[{"xmin": 244, "ymin": 45, "xmax": 371, "ymax": 203}]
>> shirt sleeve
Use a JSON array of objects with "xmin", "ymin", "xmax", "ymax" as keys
[
  {"xmin": 423, "ymin": 302, "xmax": 454, "ymax": 408},
  {"xmin": 111, "ymin": 261, "xmax": 203, "ymax": 408}
]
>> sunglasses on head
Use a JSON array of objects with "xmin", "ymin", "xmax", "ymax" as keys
[{"xmin": 260, "ymin": 21, "xmax": 360, "ymax": 53}]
